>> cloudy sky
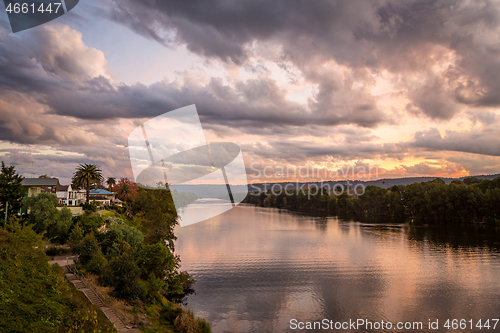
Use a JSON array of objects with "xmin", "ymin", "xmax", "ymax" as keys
[{"xmin": 1, "ymin": 0, "xmax": 500, "ymax": 184}]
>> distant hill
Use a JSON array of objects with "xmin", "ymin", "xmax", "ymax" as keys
[
  {"xmin": 348, "ymin": 174, "xmax": 500, "ymax": 189},
  {"xmin": 245, "ymin": 174, "xmax": 500, "ymax": 193},
  {"xmin": 171, "ymin": 174, "xmax": 500, "ymax": 198}
]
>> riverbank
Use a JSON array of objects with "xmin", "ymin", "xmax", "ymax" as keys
[
  {"xmin": 2, "ymin": 185, "xmax": 212, "ymax": 333},
  {"xmin": 243, "ymin": 177, "xmax": 500, "ymax": 225}
]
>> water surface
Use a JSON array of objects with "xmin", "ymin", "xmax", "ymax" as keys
[{"xmin": 175, "ymin": 204, "xmax": 500, "ymax": 332}]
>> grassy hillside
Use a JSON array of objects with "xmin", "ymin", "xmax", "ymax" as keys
[{"xmin": 0, "ymin": 223, "xmax": 117, "ymax": 333}]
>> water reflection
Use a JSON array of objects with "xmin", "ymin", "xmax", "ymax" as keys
[{"xmin": 175, "ymin": 205, "xmax": 500, "ymax": 333}]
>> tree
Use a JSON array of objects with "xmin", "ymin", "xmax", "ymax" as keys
[
  {"xmin": 108, "ymin": 222, "xmax": 144, "ymax": 249},
  {"xmin": 24, "ymin": 193, "xmax": 60, "ymax": 234},
  {"xmin": 57, "ymin": 207, "xmax": 73, "ymax": 242},
  {"xmin": 132, "ymin": 189, "xmax": 178, "ymax": 248},
  {"xmin": 115, "ymin": 178, "xmax": 139, "ymax": 202},
  {"xmin": 77, "ymin": 233, "xmax": 101, "ymax": 265},
  {"xmin": 38, "ymin": 174, "xmax": 54, "ymax": 179},
  {"xmin": 72, "ymin": 164, "xmax": 104, "ymax": 203},
  {"xmin": 72, "ymin": 213, "xmax": 103, "ymax": 235},
  {"xmin": 101, "ymin": 249, "xmax": 142, "ymax": 300},
  {"xmin": 136, "ymin": 242, "xmax": 177, "ymax": 280},
  {"xmin": 0, "ymin": 162, "xmax": 25, "ymax": 220},
  {"xmin": 106, "ymin": 177, "xmax": 116, "ymax": 192}
]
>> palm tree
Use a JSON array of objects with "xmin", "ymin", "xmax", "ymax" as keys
[
  {"xmin": 107, "ymin": 177, "xmax": 116, "ymax": 192},
  {"xmin": 72, "ymin": 163, "xmax": 104, "ymax": 203}
]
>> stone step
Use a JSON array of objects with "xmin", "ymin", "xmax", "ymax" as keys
[
  {"xmin": 87, "ymin": 294, "xmax": 102, "ymax": 301},
  {"xmin": 60, "ymin": 268, "xmax": 134, "ymax": 332},
  {"xmin": 83, "ymin": 294, "xmax": 104, "ymax": 306},
  {"xmin": 89, "ymin": 299, "xmax": 104, "ymax": 306},
  {"xmin": 72, "ymin": 280, "xmax": 85, "ymax": 286},
  {"xmin": 101, "ymin": 308, "xmax": 126, "ymax": 320},
  {"xmin": 65, "ymin": 273, "xmax": 77, "ymax": 281}
]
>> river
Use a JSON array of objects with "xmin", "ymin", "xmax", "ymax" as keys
[{"xmin": 174, "ymin": 203, "xmax": 500, "ymax": 332}]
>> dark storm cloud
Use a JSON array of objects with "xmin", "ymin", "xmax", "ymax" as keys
[
  {"xmin": 0, "ymin": 150, "xmax": 35, "ymax": 166},
  {"xmin": 406, "ymin": 75, "xmax": 459, "ymax": 120},
  {"xmin": 412, "ymin": 127, "xmax": 500, "ymax": 156},
  {"xmin": 108, "ymin": 0, "xmax": 382, "ymax": 66},
  {"xmin": 243, "ymin": 139, "xmax": 407, "ymax": 164},
  {"xmin": 401, "ymin": 161, "xmax": 465, "ymax": 175},
  {"xmin": 0, "ymin": 18, "xmax": 387, "ymax": 149},
  {"xmin": 40, "ymin": 75, "xmax": 384, "ymax": 128},
  {"xmin": 0, "ymin": 148, "xmax": 124, "ymax": 183},
  {"xmin": 466, "ymin": 111, "xmax": 497, "ymax": 126},
  {"xmin": 446, "ymin": 154, "xmax": 500, "ymax": 175},
  {"xmin": 109, "ymin": 0, "xmax": 500, "ymax": 120},
  {"xmin": 242, "ymin": 122, "xmax": 500, "ymax": 164}
]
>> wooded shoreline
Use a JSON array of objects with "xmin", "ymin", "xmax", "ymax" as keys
[{"xmin": 243, "ymin": 177, "xmax": 500, "ymax": 226}]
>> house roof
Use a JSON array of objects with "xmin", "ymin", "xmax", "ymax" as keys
[
  {"xmin": 113, "ymin": 198, "xmax": 123, "ymax": 202},
  {"xmin": 22, "ymin": 178, "xmax": 59, "ymax": 187},
  {"xmin": 56, "ymin": 184, "xmax": 69, "ymax": 192},
  {"xmin": 89, "ymin": 189, "xmax": 114, "ymax": 195}
]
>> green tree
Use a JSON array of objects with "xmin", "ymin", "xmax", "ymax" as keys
[
  {"xmin": 72, "ymin": 164, "xmax": 104, "ymax": 203},
  {"xmin": 136, "ymin": 242, "xmax": 177, "ymax": 280},
  {"xmin": 165, "ymin": 271, "xmax": 196, "ymax": 303},
  {"xmin": 77, "ymin": 233, "xmax": 102, "ymax": 264},
  {"xmin": 72, "ymin": 213, "xmax": 103, "ymax": 235},
  {"xmin": 68, "ymin": 224, "xmax": 84, "ymax": 250},
  {"xmin": 109, "ymin": 222, "xmax": 144, "ymax": 249},
  {"xmin": 463, "ymin": 177, "xmax": 481, "ymax": 185},
  {"xmin": 132, "ymin": 189, "xmax": 178, "ymax": 248},
  {"xmin": 101, "ymin": 249, "xmax": 142, "ymax": 300},
  {"xmin": 106, "ymin": 177, "xmax": 116, "ymax": 192},
  {"xmin": 56, "ymin": 207, "xmax": 73, "ymax": 242},
  {"xmin": 0, "ymin": 161, "xmax": 24, "ymax": 221},
  {"xmin": 77, "ymin": 233, "xmax": 106, "ymax": 274},
  {"xmin": 24, "ymin": 193, "xmax": 60, "ymax": 234},
  {"xmin": 24, "ymin": 194, "xmax": 75, "ymax": 242}
]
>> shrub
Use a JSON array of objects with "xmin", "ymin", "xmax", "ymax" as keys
[
  {"xmin": 136, "ymin": 242, "xmax": 176, "ymax": 280},
  {"xmin": 77, "ymin": 233, "xmax": 101, "ymax": 266},
  {"xmin": 45, "ymin": 246, "xmax": 70, "ymax": 256},
  {"xmin": 80, "ymin": 202, "xmax": 98, "ymax": 212},
  {"xmin": 23, "ymin": 193, "xmax": 59, "ymax": 234},
  {"xmin": 68, "ymin": 224, "xmax": 84, "ymax": 250},
  {"xmin": 85, "ymin": 252, "xmax": 107, "ymax": 275},
  {"xmin": 100, "ymin": 250, "xmax": 141, "ymax": 301},
  {"xmin": 56, "ymin": 207, "xmax": 74, "ymax": 242},
  {"xmin": 165, "ymin": 271, "xmax": 196, "ymax": 303},
  {"xmin": 141, "ymin": 274, "xmax": 166, "ymax": 303},
  {"xmin": 73, "ymin": 213, "xmax": 103, "ymax": 235},
  {"xmin": 160, "ymin": 302, "xmax": 211, "ymax": 333},
  {"xmin": 109, "ymin": 222, "xmax": 143, "ymax": 249}
]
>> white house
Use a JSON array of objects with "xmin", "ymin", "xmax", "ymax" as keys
[{"xmin": 56, "ymin": 184, "xmax": 85, "ymax": 206}]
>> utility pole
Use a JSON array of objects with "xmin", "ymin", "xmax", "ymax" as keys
[{"xmin": 4, "ymin": 201, "xmax": 7, "ymax": 224}]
